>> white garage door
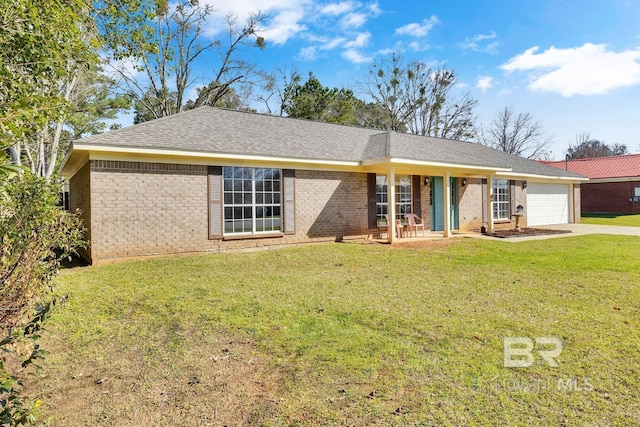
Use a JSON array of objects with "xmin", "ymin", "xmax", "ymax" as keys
[{"xmin": 526, "ymin": 183, "xmax": 570, "ymax": 226}]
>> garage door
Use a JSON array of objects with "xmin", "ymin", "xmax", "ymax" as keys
[{"xmin": 526, "ymin": 183, "xmax": 569, "ymax": 226}]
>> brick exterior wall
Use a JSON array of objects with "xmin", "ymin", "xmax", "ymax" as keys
[
  {"xmin": 294, "ymin": 170, "xmax": 370, "ymax": 239},
  {"xmin": 581, "ymin": 181, "xmax": 640, "ymax": 213},
  {"xmin": 69, "ymin": 161, "xmax": 373, "ymax": 263},
  {"xmin": 458, "ymin": 178, "xmax": 483, "ymax": 231},
  {"xmin": 68, "ymin": 159, "xmax": 581, "ymax": 263},
  {"xmin": 419, "ymin": 177, "xmax": 431, "ymax": 228}
]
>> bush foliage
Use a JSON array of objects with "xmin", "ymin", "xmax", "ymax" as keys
[{"xmin": 1, "ymin": 172, "xmax": 85, "ymax": 425}]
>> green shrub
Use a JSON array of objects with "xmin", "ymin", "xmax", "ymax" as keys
[{"xmin": 0, "ymin": 172, "xmax": 85, "ymax": 425}]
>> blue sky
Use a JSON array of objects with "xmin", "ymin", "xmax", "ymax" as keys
[{"xmin": 182, "ymin": 0, "xmax": 640, "ymax": 159}]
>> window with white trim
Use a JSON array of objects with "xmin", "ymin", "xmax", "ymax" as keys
[
  {"xmin": 492, "ymin": 179, "xmax": 510, "ymax": 220},
  {"xmin": 223, "ymin": 167, "xmax": 282, "ymax": 234},
  {"xmin": 376, "ymin": 174, "xmax": 411, "ymax": 223}
]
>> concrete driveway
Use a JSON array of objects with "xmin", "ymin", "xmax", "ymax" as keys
[
  {"xmin": 543, "ymin": 223, "xmax": 640, "ymax": 237},
  {"xmin": 463, "ymin": 223, "xmax": 640, "ymax": 242}
]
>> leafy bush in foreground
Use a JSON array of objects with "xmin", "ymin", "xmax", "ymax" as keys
[{"xmin": 1, "ymin": 172, "xmax": 85, "ymax": 425}]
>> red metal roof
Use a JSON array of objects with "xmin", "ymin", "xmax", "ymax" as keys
[{"xmin": 540, "ymin": 154, "xmax": 640, "ymax": 179}]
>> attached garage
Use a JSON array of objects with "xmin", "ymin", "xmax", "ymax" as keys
[{"xmin": 526, "ymin": 183, "xmax": 570, "ymax": 226}]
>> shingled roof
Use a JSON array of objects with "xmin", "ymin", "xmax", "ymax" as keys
[
  {"xmin": 541, "ymin": 154, "xmax": 640, "ymax": 179},
  {"xmin": 69, "ymin": 107, "xmax": 584, "ymax": 179}
]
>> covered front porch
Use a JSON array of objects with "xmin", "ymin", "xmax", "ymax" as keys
[{"xmin": 365, "ymin": 161, "xmax": 512, "ymax": 243}]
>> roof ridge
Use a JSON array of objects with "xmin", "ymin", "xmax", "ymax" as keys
[{"xmin": 544, "ymin": 153, "xmax": 640, "ymax": 163}]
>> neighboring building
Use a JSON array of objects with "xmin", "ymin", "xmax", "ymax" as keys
[
  {"xmin": 60, "ymin": 107, "xmax": 586, "ymax": 264},
  {"xmin": 541, "ymin": 154, "xmax": 640, "ymax": 214}
]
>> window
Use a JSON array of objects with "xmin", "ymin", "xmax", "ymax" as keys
[
  {"xmin": 223, "ymin": 167, "xmax": 281, "ymax": 235},
  {"xmin": 376, "ymin": 174, "xmax": 411, "ymax": 223},
  {"xmin": 492, "ymin": 179, "xmax": 510, "ymax": 220}
]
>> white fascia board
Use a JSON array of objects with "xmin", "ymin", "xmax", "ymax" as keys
[
  {"xmin": 586, "ymin": 177, "xmax": 640, "ymax": 183},
  {"xmin": 495, "ymin": 171, "xmax": 589, "ymax": 182},
  {"xmin": 388, "ymin": 157, "xmax": 511, "ymax": 172},
  {"xmin": 73, "ymin": 143, "xmax": 361, "ymax": 168}
]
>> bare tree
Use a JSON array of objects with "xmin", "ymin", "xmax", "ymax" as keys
[
  {"xmin": 101, "ymin": 0, "xmax": 266, "ymax": 122},
  {"xmin": 358, "ymin": 53, "xmax": 477, "ymax": 139},
  {"xmin": 479, "ymin": 105, "xmax": 552, "ymax": 159},
  {"xmin": 192, "ymin": 12, "xmax": 266, "ymax": 108},
  {"xmin": 566, "ymin": 132, "xmax": 628, "ymax": 159}
]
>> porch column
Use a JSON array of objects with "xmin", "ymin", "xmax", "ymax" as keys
[
  {"xmin": 568, "ymin": 183, "xmax": 575, "ymax": 223},
  {"xmin": 387, "ymin": 169, "xmax": 396, "ymax": 243},
  {"xmin": 486, "ymin": 175, "xmax": 494, "ymax": 233},
  {"xmin": 443, "ymin": 172, "xmax": 451, "ymax": 238}
]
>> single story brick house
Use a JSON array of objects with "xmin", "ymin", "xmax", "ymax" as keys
[
  {"xmin": 541, "ymin": 154, "xmax": 640, "ymax": 214},
  {"xmin": 60, "ymin": 107, "xmax": 586, "ymax": 264}
]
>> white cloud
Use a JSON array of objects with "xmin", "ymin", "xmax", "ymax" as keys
[
  {"xmin": 476, "ymin": 76, "xmax": 494, "ymax": 93},
  {"xmin": 368, "ymin": 2, "xmax": 381, "ymax": 16},
  {"xmin": 344, "ymin": 32, "xmax": 371, "ymax": 49},
  {"xmin": 342, "ymin": 48, "xmax": 372, "ymax": 64},
  {"xmin": 395, "ymin": 15, "xmax": 439, "ymax": 37},
  {"xmin": 341, "ymin": 12, "xmax": 367, "ymax": 29},
  {"xmin": 259, "ymin": 10, "xmax": 308, "ymax": 45},
  {"xmin": 460, "ymin": 31, "xmax": 498, "ymax": 54},
  {"xmin": 408, "ymin": 41, "xmax": 430, "ymax": 52},
  {"xmin": 321, "ymin": 1, "xmax": 354, "ymax": 15},
  {"xmin": 201, "ymin": 0, "xmax": 313, "ymax": 45},
  {"xmin": 501, "ymin": 43, "xmax": 640, "ymax": 96},
  {"xmin": 298, "ymin": 46, "xmax": 318, "ymax": 60},
  {"xmin": 377, "ymin": 47, "xmax": 396, "ymax": 55},
  {"xmin": 106, "ymin": 57, "xmax": 146, "ymax": 82},
  {"xmin": 320, "ymin": 37, "xmax": 346, "ymax": 50}
]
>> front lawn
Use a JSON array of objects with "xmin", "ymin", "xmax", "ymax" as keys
[
  {"xmin": 581, "ymin": 213, "xmax": 640, "ymax": 227},
  {"xmin": 31, "ymin": 236, "xmax": 640, "ymax": 425}
]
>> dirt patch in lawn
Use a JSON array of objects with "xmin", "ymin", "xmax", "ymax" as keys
[
  {"xmin": 484, "ymin": 227, "xmax": 571, "ymax": 238},
  {"xmin": 391, "ymin": 238, "xmax": 460, "ymax": 250},
  {"xmin": 27, "ymin": 331, "xmax": 286, "ymax": 426}
]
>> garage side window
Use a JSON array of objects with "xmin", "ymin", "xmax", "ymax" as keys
[
  {"xmin": 492, "ymin": 179, "xmax": 510, "ymax": 220},
  {"xmin": 223, "ymin": 167, "xmax": 282, "ymax": 235}
]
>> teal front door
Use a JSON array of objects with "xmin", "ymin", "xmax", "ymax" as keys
[
  {"xmin": 450, "ymin": 177, "xmax": 459, "ymax": 230},
  {"xmin": 430, "ymin": 176, "xmax": 444, "ymax": 231}
]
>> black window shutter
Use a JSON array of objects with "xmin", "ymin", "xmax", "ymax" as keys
[
  {"xmin": 412, "ymin": 175, "xmax": 422, "ymax": 217},
  {"xmin": 208, "ymin": 166, "xmax": 223, "ymax": 239},
  {"xmin": 367, "ymin": 173, "xmax": 377, "ymax": 229}
]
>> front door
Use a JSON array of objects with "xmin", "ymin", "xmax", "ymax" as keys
[
  {"xmin": 450, "ymin": 177, "xmax": 459, "ymax": 230},
  {"xmin": 430, "ymin": 176, "xmax": 444, "ymax": 231}
]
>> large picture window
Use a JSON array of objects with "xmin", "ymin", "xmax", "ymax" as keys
[
  {"xmin": 223, "ymin": 167, "xmax": 281, "ymax": 234},
  {"xmin": 492, "ymin": 179, "xmax": 510, "ymax": 220},
  {"xmin": 376, "ymin": 174, "xmax": 412, "ymax": 223}
]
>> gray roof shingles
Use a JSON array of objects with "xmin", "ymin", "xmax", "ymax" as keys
[{"xmin": 76, "ymin": 107, "xmax": 584, "ymax": 178}]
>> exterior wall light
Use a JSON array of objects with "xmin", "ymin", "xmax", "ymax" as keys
[
  {"xmin": 424, "ymin": 176, "xmax": 430, "ymax": 186},
  {"xmin": 522, "ymin": 180, "xmax": 528, "ymax": 189},
  {"xmin": 462, "ymin": 178, "xmax": 467, "ymax": 187}
]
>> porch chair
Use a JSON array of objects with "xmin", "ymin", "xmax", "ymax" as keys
[
  {"xmin": 405, "ymin": 213, "xmax": 425, "ymax": 237},
  {"xmin": 383, "ymin": 215, "xmax": 405, "ymax": 238}
]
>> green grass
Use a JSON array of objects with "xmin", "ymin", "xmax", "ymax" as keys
[
  {"xmin": 32, "ymin": 236, "xmax": 640, "ymax": 425},
  {"xmin": 581, "ymin": 213, "xmax": 640, "ymax": 227}
]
